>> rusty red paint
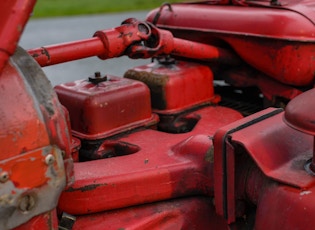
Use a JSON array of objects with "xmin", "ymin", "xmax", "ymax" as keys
[
  {"xmin": 147, "ymin": 3, "xmax": 315, "ymax": 86},
  {"xmin": 55, "ymin": 76, "xmax": 158, "ymax": 140},
  {"xmin": 72, "ymin": 197, "xmax": 229, "ymax": 230},
  {"xmin": 0, "ymin": 0, "xmax": 36, "ymax": 72},
  {"xmin": 58, "ymin": 106, "xmax": 242, "ymax": 215},
  {"xmin": 3, "ymin": 0, "xmax": 315, "ymax": 229},
  {"xmin": 0, "ymin": 148, "xmax": 49, "ymax": 188},
  {"xmin": 214, "ymin": 107, "xmax": 315, "ymax": 226},
  {"xmin": 125, "ymin": 61, "xmax": 218, "ymax": 113},
  {"xmin": 14, "ymin": 210, "xmax": 59, "ymax": 230},
  {"xmin": 255, "ymin": 184, "xmax": 315, "ymax": 229},
  {"xmin": 28, "ymin": 17, "xmax": 239, "ymax": 68},
  {"xmin": 0, "ymin": 47, "xmax": 71, "ymax": 229},
  {"xmin": 0, "ymin": 53, "xmax": 50, "ymax": 160}
]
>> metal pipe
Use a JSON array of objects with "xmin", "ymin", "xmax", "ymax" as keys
[{"xmin": 28, "ymin": 37, "xmax": 105, "ymax": 67}]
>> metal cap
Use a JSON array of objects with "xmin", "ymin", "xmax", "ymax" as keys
[{"xmin": 283, "ymin": 88, "xmax": 315, "ymax": 136}]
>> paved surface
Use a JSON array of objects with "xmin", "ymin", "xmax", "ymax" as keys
[{"xmin": 20, "ymin": 11, "xmax": 150, "ymax": 86}]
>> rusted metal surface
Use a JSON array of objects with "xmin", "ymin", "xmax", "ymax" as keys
[
  {"xmin": 55, "ymin": 76, "xmax": 158, "ymax": 140},
  {"xmin": 146, "ymin": 2, "xmax": 315, "ymax": 86},
  {"xmin": 58, "ymin": 106, "xmax": 243, "ymax": 215},
  {"xmin": 214, "ymin": 107, "xmax": 315, "ymax": 228},
  {"xmin": 0, "ymin": 48, "xmax": 72, "ymax": 229},
  {"xmin": 222, "ymin": 66, "xmax": 303, "ymax": 103},
  {"xmin": 213, "ymin": 108, "xmax": 283, "ymax": 223},
  {"xmin": 14, "ymin": 210, "xmax": 59, "ymax": 230},
  {"xmin": 0, "ymin": 147, "xmax": 66, "ymax": 229},
  {"xmin": 3, "ymin": 0, "xmax": 315, "ymax": 229},
  {"xmin": 28, "ymin": 18, "xmax": 239, "ymax": 68},
  {"xmin": 72, "ymin": 197, "xmax": 229, "ymax": 230},
  {"xmin": 125, "ymin": 61, "xmax": 219, "ymax": 113},
  {"xmin": 0, "ymin": 0, "xmax": 36, "ymax": 73}
]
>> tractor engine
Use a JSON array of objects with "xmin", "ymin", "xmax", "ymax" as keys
[{"xmin": 1, "ymin": 0, "xmax": 315, "ymax": 229}]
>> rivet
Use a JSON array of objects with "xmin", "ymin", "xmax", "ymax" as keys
[
  {"xmin": 45, "ymin": 154, "xmax": 55, "ymax": 165},
  {"xmin": 19, "ymin": 194, "xmax": 36, "ymax": 213},
  {"xmin": 0, "ymin": 171, "xmax": 9, "ymax": 183}
]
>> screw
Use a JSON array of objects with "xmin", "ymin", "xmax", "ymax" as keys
[
  {"xmin": 45, "ymin": 154, "xmax": 55, "ymax": 165},
  {"xmin": 0, "ymin": 171, "xmax": 9, "ymax": 183},
  {"xmin": 19, "ymin": 194, "xmax": 36, "ymax": 213}
]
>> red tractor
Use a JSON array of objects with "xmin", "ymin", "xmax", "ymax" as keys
[{"xmin": 1, "ymin": 0, "xmax": 315, "ymax": 229}]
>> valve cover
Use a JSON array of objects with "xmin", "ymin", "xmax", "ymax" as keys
[
  {"xmin": 124, "ymin": 60, "xmax": 218, "ymax": 114},
  {"xmin": 55, "ymin": 75, "xmax": 158, "ymax": 140}
]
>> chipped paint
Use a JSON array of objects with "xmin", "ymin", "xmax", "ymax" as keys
[{"xmin": 300, "ymin": 190, "xmax": 312, "ymax": 196}]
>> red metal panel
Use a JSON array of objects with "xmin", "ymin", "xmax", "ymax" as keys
[
  {"xmin": 0, "ymin": 61, "xmax": 50, "ymax": 160},
  {"xmin": 55, "ymin": 76, "xmax": 158, "ymax": 140},
  {"xmin": 58, "ymin": 106, "xmax": 243, "ymax": 215},
  {"xmin": 72, "ymin": 197, "xmax": 229, "ymax": 230},
  {"xmin": 214, "ymin": 106, "xmax": 315, "ymax": 227},
  {"xmin": 14, "ymin": 210, "xmax": 59, "ymax": 230},
  {"xmin": 0, "ymin": 48, "xmax": 72, "ymax": 229},
  {"xmin": 146, "ymin": 3, "xmax": 315, "ymax": 41},
  {"xmin": 232, "ymin": 112, "xmax": 314, "ymax": 188},
  {"xmin": 255, "ymin": 184, "xmax": 315, "ymax": 230},
  {"xmin": 0, "ymin": 0, "xmax": 36, "ymax": 72},
  {"xmin": 146, "ymin": 3, "xmax": 315, "ymax": 86},
  {"xmin": 284, "ymin": 88, "xmax": 315, "ymax": 136},
  {"xmin": 213, "ymin": 108, "xmax": 282, "ymax": 222}
]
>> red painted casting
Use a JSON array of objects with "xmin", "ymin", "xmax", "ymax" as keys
[{"xmin": 1, "ymin": 1, "xmax": 315, "ymax": 229}]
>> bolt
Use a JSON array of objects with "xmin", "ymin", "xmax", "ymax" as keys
[
  {"xmin": 94, "ymin": 71, "xmax": 101, "ymax": 78},
  {"xmin": 0, "ymin": 171, "xmax": 9, "ymax": 183},
  {"xmin": 45, "ymin": 154, "xmax": 55, "ymax": 165},
  {"xmin": 19, "ymin": 194, "xmax": 36, "ymax": 213}
]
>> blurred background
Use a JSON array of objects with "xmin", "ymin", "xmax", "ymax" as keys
[
  {"xmin": 20, "ymin": 0, "xmax": 183, "ymax": 85},
  {"xmin": 31, "ymin": 0, "xmax": 184, "ymax": 18}
]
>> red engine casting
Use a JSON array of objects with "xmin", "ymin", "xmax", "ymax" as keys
[{"xmin": 1, "ymin": 0, "xmax": 315, "ymax": 229}]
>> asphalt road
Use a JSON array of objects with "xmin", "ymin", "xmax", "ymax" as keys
[{"xmin": 20, "ymin": 11, "xmax": 150, "ymax": 86}]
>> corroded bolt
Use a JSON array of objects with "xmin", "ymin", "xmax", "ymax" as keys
[
  {"xmin": 19, "ymin": 194, "xmax": 36, "ymax": 213},
  {"xmin": 45, "ymin": 154, "xmax": 55, "ymax": 165},
  {"xmin": 0, "ymin": 171, "xmax": 9, "ymax": 183}
]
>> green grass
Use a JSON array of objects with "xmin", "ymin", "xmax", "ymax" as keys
[{"xmin": 32, "ymin": 0, "xmax": 185, "ymax": 18}]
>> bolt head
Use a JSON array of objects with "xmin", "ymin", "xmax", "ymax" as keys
[
  {"xmin": 0, "ymin": 171, "xmax": 9, "ymax": 183},
  {"xmin": 45, "ymin": 154, "xmax": 55, "ymax": 165}
]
